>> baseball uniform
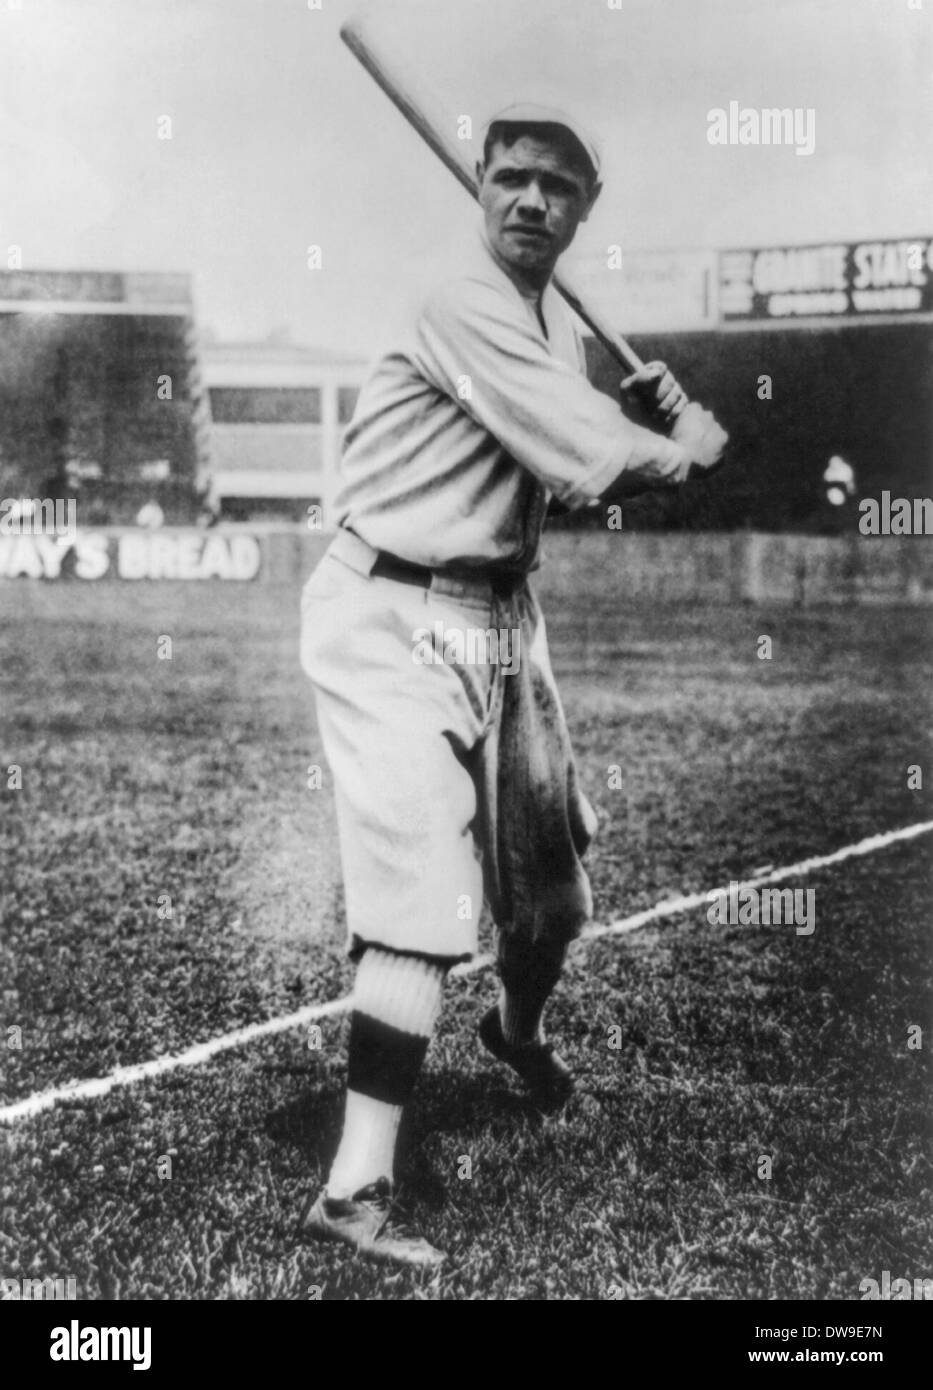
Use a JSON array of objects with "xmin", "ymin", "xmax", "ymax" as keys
[{"xmin": 301, "ymin": 225, "xmax": 690, "ymax": 966}]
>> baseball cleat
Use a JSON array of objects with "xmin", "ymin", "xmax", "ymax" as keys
[
  {"xmin": 298, "ymin": 1176, "xmax": 446, "ymax": 1269},
  {"xmin": 478, "ymin": 1005, "xmax": 575, "ymax": 1111}
]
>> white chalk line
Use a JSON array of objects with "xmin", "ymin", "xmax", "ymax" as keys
[
  {"xmin": 583, "ymin": 818, "xmax": 933, "ymax": 943},
  {"xmin": 2, "ymin": 818, "xmax": 930, "ymax": 1126}
]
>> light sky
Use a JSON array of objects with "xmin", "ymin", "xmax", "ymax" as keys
[{"xmin": 1, "ymin": 0, "xmax": 930, "ymax": 354}]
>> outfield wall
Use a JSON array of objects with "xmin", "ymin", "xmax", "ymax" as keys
[
  {"xmin": 540, "ymin": 531, "xmax": 933, "ymax": 606},
  {"xmin": 0, "ymin": 526, "xmax": 930, "ymax": 604}
]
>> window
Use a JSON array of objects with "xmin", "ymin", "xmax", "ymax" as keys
[
  {"xmin": 337, "ymin": 386, "xmax": 360, "ymax": 424},
  {"xmin": 209, "ymin": 387, "xmax": 322, "ymax": 425}
]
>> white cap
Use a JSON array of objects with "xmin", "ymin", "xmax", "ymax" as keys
[{"xmin": 482, "ymin": 102, "xmax": 602, "ymax": 181}]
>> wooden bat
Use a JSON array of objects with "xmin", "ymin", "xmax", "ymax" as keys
[{"xmin": 339, "ymin": 13, "xmax": 658, "ymax": 387}]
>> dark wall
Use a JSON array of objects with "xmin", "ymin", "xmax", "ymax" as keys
[{"xmin": 583, "ymin": 323, "xmax": 933, "ymax": 531}]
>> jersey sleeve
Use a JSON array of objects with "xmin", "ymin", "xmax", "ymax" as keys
[{"xmin": 412, "ymin": 274, "xmax": 689, "ymax": 509}]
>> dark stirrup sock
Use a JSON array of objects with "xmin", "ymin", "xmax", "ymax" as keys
[{"xmin": 497, "ymin": 936, "xmax": 569, "ymax": 1046}]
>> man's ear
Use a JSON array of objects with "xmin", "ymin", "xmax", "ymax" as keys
[
  {"xmin": 579, "ymin": 180, "xmax": 603, "ymax": 224},
  {"xmin": 475, "ymin": 159, "xmax": 486, "ymax": 189}
]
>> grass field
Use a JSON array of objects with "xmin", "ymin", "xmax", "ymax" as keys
[{"xmin": 1, "ymin": 565, "xmax": 931, "ymax": 1301}]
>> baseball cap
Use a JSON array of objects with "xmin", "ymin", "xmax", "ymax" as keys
[{"xmin": 482, "ymin": 102, "xmax": 602, "ymax": 182}]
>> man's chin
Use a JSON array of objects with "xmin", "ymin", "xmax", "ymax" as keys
[{"xmin": 495, "ymin": 234, "xmax": 556, "ymax": 274}]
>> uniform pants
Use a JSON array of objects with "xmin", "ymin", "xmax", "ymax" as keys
[{"xmin": 300, "ymin": 527, "xmax": 597, "ymax": 971}]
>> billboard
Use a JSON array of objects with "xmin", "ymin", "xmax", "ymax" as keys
[
  {"xmin": 719, "ymin": 237, "xmax": 933, "ymax": 322},
  {"xmin": 0, "ymin": 529, "xmax": 261, "ymax": 582}
]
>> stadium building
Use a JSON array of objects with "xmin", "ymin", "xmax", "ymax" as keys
[
  {"xmin": 0, "ymin": 272, "xmax": 367, "ymax": 530},
  {"xmin": 203, "ymin": 339, "xmax": 367, "ymax": 523}
]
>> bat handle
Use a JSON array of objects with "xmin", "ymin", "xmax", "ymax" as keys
[
  {"xmin": 556, "ymin": 270, "xmax": 690, "ymax": 431},
  {"xmin": 626, "ymin": 371, "xmax": 689, "ymax": 433}
]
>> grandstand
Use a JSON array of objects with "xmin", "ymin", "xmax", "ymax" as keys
[{"xmin": 0, "ymin": 270, "xmax": 210, "ymax": 525}]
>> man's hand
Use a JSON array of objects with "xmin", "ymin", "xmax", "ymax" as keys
[
  {"xmin": 670, "ymin": 401, "xmax": 729, "ymax": 476},
  {"xmin": 620, "ymin": 360, "xmax": 688, "ymax": 427}
]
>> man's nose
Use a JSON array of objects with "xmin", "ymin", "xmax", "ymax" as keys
[{"xmin": 516, "ymin": 180, "xmax": 547, "ymax": 216}]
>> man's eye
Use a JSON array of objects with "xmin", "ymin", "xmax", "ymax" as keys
[{"xmin": 497, "ymin": 171, "xmax": 525, "ymax": 186}]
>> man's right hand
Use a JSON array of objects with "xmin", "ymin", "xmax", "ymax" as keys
[{"xmin": 670, "ymin": 402, "xmax": 729, "ymax": 475}]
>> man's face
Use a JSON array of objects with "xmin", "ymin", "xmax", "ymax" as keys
[{"xmin": 477, "ymin": 131, "xmax": 601, "ymax": 285}]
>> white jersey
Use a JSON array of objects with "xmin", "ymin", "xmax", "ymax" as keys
[{"xmin": 336, "ymin": 224, "xmax": 688, "ymax": 573}]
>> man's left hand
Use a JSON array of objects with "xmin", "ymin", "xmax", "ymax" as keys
[{"xmin": 620, "ymin": 360, "xmax": 688, "ymax": 427}]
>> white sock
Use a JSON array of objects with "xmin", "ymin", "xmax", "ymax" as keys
[
  {"xmin": 327, "ymin": 1090, "xmax": 403, "ymax": 1200},
  {"xmin": 326, "ymin": 949, "xmax": 446, "ymax": 1199},
  {"xmin": 353, "ymin": 948, "xmax": 446, "ymax": 1036}
]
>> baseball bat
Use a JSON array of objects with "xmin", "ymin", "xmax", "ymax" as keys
[{"xmin": 339, "ymin": 14, "xmax": 653, "ymax": 383}]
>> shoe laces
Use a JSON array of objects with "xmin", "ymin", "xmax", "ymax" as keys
[
  {"xmin": 353, "ymin": 1176, "xmax": 393, "ymax": 1216},
  {"xmin": 354, "ymin": 1180, "xmax": 427, "ymax": 1244}
]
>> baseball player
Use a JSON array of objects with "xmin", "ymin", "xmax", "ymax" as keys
[{"xmin": 298, "ymin": 103, "xmax": 728, "ymax": 1268}]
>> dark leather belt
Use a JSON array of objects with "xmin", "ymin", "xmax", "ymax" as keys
[
  {"xmin": 370, "ymin": 551, "xmax": 434, "ymax": 589},
  {"xmin": 370, "ymin": 549, "xmax": 522, "ymax": 598}
]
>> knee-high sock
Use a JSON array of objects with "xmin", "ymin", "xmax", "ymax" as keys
[
  {"xmin": 497, "ymin": 936, "xmax": 569, "ymax": 1047},
  {"xmin": 326, "ymin": 948, "xmax": 446, "ymax": 1198}
]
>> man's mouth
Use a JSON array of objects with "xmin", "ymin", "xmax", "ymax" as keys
[{"xmin": 506, "ymin": 226, "xmax": 551, "ymax": 241}]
